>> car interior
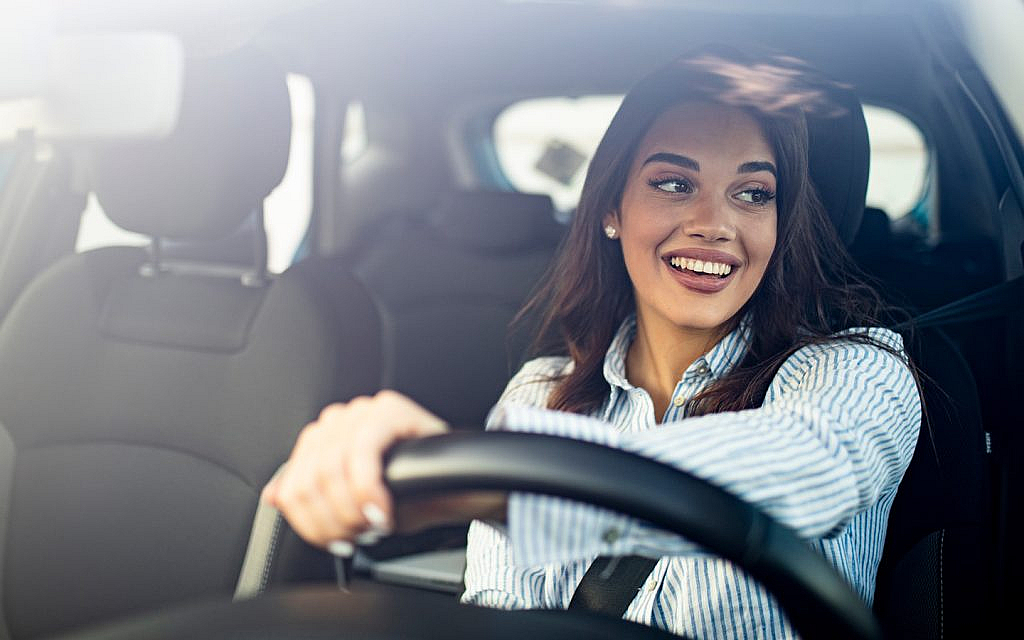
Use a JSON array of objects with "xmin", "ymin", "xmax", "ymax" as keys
[{"xmin": 0, "ymin": 1, "xmax": 1020, "ymax": 638}]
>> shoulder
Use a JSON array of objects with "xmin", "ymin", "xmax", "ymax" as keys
[
  {"xmin": 490, "ymin": 356, "xmax": 572, "ymax": 415},
  {"xmin": 771, "ymin": 326, "xmax": 914, "ymax": 393},
  {"xmin": 503, "ymin": 356, "xmax": 572, "ymax": 399}
]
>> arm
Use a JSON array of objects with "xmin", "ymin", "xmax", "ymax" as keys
[
  {"xmin": 261, "ymin": 356, "xmax": 567, "ymax": 554},
  {"xmin": 461, "ymin": 356, "xmax": 572, "ymax": 608},
  {"xmin": 493, "ymin": 329, "xmax": 922, "ymax": 565},
  {"xmin": 461, "ymin": 520, "xmax": 549, "ymax": 609}
]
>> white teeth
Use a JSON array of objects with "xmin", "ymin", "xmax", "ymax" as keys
[{"xmin": 669, "ymin": 256, "xmax": 733, "ymax": 276}]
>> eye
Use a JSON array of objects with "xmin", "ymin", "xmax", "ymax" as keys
[
  {"xmin": 735, "ymin": 187, "xmax": 776, "ymax": 206},
  {"xmin": 649, "ymin": 177, "xmax": 694, "ymax": 194}
]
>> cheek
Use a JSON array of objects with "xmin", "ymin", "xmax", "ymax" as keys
[{"xmin": 747, "ymin": 215, "xmax": 778, "ymax": 270}]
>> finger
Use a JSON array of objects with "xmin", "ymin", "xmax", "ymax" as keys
[
  {"xmin": 260, "ymin": 473, "xmax": 280, "ymax": 506},
  {"xmin": 275, "ymin": 441, "xmax": 354, "ymax": 546},
  {"xmin": 317, "ymin": 444, "xmax": 368, "ymax": 539},
  {"xmin": 275, "ymin": 474, "xmax": 346, "ymax": 547},
  {"xmin": 344, "ymin": 421, "xmax": 394, "ymax": 533}
]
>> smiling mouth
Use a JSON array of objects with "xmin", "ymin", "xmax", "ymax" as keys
[{"xmin": 667, "ymin": 256, "xmax": 734, "ymax": 279}]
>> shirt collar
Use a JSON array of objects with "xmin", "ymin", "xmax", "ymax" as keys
[{"xmin": 602, "ymin": 312, "xmax": 752, "ymax": 391}]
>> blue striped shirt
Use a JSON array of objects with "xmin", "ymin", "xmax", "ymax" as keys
[{"xmin": 461, "ymin": 314, "xmax": 921, "ymax": 639}]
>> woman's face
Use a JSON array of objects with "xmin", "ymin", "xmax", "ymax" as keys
[{"xmin": 604, "ymin": 101, "xmax": 778, "ymax": 338}]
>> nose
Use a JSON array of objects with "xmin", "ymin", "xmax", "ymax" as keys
[{"xmin": 682, "ymin": 195, "xmax": 735, "ymax": 242}]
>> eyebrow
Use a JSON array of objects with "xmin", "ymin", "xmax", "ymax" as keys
[
  {"xmin": 737, "ymin": 161, "xmax": 777, "ymax": 177},
  {"xmin": 642, "ymin": 153, "xmax": 777, "ymax": 178},
  {"xmin": 642, "ymin": 153, "xmax": 699, "ymax": 172}
]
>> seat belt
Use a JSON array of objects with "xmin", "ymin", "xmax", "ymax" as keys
[
  {"xmin": 890, "ymin": 275, "xmax": 1023, "ymax": 332},
  {"xmin": 568, "ymin": 556, "xmax": 659, "ymax": 617},
  {"xmin": 568, "ymin": 275, "xmax": 1022, "ymax": 617}
]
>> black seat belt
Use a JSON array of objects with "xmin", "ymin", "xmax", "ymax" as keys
[
  {"xmin": 568, "ymin": 555, "xmax": 659, "ymax": 616},
  {"xmin": 890, "ymin": 275, "xmax": 1022, "ymax": 332},
  {"xmin": 568, "ymin": 275, "xmax": 1022, "ymax": 618}
]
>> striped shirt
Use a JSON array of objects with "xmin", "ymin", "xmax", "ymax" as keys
[{"xmin": 461, "ymin": 314, "xmax": 921, "ymax": 639}]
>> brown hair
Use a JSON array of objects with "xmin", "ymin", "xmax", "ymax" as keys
[{"xmin": 520, "ymin": 49, "xmax": 910, "ymax": 415}]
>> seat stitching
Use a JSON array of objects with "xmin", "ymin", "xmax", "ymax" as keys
[
  {"xmin": 939, "ymin": 528, "xmax": 945, "ymax": 640},
  {"xmin": 260, "ymin": 513, "xmax": 283, "ymax": 593}
]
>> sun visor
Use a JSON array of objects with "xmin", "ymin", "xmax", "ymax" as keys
[{"xmin": 0, "ymin": 33, "xmax": 184, "ymax": 142}]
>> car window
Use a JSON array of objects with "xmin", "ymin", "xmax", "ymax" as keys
[
  {"xmin": 493, "ymin": 96, "xmax": 930, "ymax": 223},
  {"xmin": 493, "ymin": 96, "xmax": 621, "ymax": 217},
  {"xmin": 861, "ymin": 105, "xmax": 929, "ymax": 222},
  {"xmin": 75, "ymin": 73, "xmax": 315, "ymax": 274}
]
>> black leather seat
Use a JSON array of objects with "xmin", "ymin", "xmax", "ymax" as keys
[
  {"xmin": 824, "ymin": 106, "xmax": 992, "ymax": 637},
  {"xmin": 353, "ymin": 190, "xmax": 564, "ymax": 428},
  {"xmin": 849, "ymin": 212, "xmax": 994, "ymax": 638},
  {"xmin": 0, "ymin": 48, "xmax": 381, "ymax": 638}
]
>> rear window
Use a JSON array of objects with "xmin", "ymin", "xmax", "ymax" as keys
[{"xmin": 493, "ymin": 96, "xmax": 929, "ymax": 222}]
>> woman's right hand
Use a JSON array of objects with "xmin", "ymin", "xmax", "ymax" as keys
[{"xmin": 260, "ymin": 390, "xmax": 450, "ymax": 552}]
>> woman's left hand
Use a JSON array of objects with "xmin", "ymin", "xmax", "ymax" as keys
[{"xmin": 261, "ymin": 390, "xmax": 450, "ymax": 550}]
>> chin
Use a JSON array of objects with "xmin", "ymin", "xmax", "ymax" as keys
[{"xmin": 669, "ymin": 309, "xmax": 738, "ymax": 333}]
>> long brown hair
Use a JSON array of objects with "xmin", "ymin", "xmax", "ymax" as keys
[{"xmin": 520, "ymin": 49, "xmax": 911, "ymax": 416}]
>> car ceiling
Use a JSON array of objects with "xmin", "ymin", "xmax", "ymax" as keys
[
  {"xmin": 268, "ymin": 2, "xmax": 939, "ymax": 106},
  {"xmin": 47, "ymin": 0, "xmax": 999, "ymax": 240},
  {"xmin": 49, "ymin": 0, "xmax": 947, "ymax": 111}
]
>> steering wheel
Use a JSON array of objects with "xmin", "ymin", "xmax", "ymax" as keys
[{"xmin": 62, "ymin": 432, "xmax": 882, "ymax": 640}]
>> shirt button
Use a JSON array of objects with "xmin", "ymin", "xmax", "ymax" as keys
[
  {"xmin": 646, "ymin": 580, "xmax": 658, "ymax": 592},
  {"xmin": 672, "ymin": 396, "xmax": 685, "ymax": 407},
  {"xmin": 696, "ymin": 362, "xmax": 710, "ymax": 375},
  {"xmin": 601, "ymin": 527, "xmax": 621, "ymax": 544}
]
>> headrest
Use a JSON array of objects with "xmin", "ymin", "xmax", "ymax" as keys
[
  {"xmin": 89, "ymin": 47, "xmax": 291, "ymax": 241},
  {"xmin": 428, "ymin": 190, "xmax": 562, "ymax": 253},
  {"xmin": 805, "ymin": 87, "xmax": 870, "ymax": 246}
]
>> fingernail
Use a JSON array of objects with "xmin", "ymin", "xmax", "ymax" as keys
[
  {"xmin": 328, "ymin": 540, "xmax": 354, "ymax": 557},
  {"xmin": 362, "ymin": 503, "xmax": 391, "ymax": 532},
  {"xmin": 355, "ymin": 529, "xmax": 383, "ymax": 546}
]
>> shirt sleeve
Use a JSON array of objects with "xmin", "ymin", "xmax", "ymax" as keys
[
  {"xmin": 490, "ymin": 329, "xmax": 922, "ymax": 565},
  {"xmin": 461, "ymin": 356, "xmax": 571, "ymax": 608}
]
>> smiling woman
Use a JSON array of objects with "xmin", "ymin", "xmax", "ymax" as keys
[
  {"xmin": 265, "ymin": 47, "xmax": 922, "ymax": 639},
  {"xmin": 604, "ymin": 103, "xmax": 779, "ymax": 416}
]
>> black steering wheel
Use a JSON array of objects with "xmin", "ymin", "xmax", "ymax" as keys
[{"xmin": 62, "ymin": 432, "xmax": 882, "ymax": 640}]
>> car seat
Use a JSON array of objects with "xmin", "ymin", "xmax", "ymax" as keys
[
  {"xmin": 0, "ymin": 48, "xmax": 381, "ymax": 638},
  {"xmin": 814, "ymin": 99, "xmax": 993, "ymax": 638},
  {"xmin": 352, "ymin": 189, "xmax": 564, "ymax": 428}
]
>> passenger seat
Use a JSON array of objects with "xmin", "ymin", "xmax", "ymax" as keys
[{"xmin": 0, "ymin": 48, "xmax": 380, "ymax": 638}]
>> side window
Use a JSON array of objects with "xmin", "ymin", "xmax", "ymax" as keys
[
  {"xmin": 493, "ymin": 95, "xmax": 622, "ymax": 215},
  {"xmin": 75, "ymin": 73, "xmax": 316, "ymax": 274},
  {"xmin": 862, "ymin": 105, "xmax": 930, "ymax": 222},
  {"xmin": 491, "ymin": 97, "xmax": 930, "ymax": 225}
]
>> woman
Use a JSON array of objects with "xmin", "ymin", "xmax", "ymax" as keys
[{"xmin": 262, "ymin": 50, "xmax": 921, "ymax": 638}]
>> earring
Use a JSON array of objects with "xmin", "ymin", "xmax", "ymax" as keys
[{"xmin": 604, "ymin": 225, "xmax": 618, "ymax": 239}]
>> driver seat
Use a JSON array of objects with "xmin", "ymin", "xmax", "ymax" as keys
[{"xmin": 818, "ymin": 96, "xmax": 994, "ymax": 637}]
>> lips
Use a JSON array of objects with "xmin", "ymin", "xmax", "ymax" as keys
[
  {"xmin": 661, "ymin": 248, "xmax": 742, "ymax": 267},
  {"xmin": 662, "ymin": 249, "xmax": 741, "ymax": 294}
]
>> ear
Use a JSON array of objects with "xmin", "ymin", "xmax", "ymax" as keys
[{"xmin": 601, "ymin": 211, "xmax": 619, "ymax": 229}]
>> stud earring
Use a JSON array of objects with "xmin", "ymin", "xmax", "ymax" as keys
[{"xmin": 604, "ymin": 225, "xmax": 618, "ymax": 239}]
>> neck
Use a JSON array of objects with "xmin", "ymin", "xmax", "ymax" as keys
[{"xmin": 625, "ymin": 309, "xmax": 730, "ymax": 421}]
